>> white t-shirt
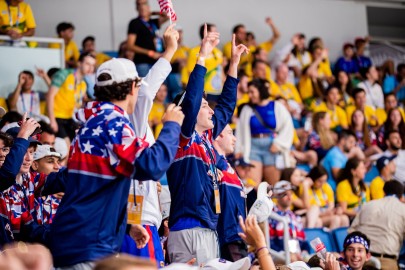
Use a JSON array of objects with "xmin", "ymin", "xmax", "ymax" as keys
[{"xmin": 16, "ymin": 91, "xmax": 41, "ymax": 118}]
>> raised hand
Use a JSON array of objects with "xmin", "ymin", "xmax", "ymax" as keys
[
  {"xmin": 18, "ymin": 73, "xmax": 26, "ymax": 87},
  {"xmin": 162, "ymin": 103, "xmax": 185, "ymax": 126},
  {"xmin": 199, "ymin": 23, "xmax": 220, "ymax": 58},
  {"xmin": 17, "ymin": 113, "xmax": 41, "ymax": 140},
  {"xmin": 238, "ymin": 215, "xmax": 267, "ymax": 249},
  {"xmin": 230, "ymin": 34, "xmax": 249, "ymax": 64},
  {"xmin": 163, "ymin": 24, "xmax": 179, "ymax": 53}
]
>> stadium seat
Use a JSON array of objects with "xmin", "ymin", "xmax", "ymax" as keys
[
  {"xmin": 331, "ymin": 226, "xmax": 349, "ymax": 252},
  {"xmin": 304, "ymin": 228, "xmax": 337, "ymax": 253}
]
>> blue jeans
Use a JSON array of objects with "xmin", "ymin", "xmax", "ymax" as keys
[{"xmin": 135, "ymin": 63, "xmax": 153, "ymax": 77}]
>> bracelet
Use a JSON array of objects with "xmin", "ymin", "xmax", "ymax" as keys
[
  {"xmin": 257, "ymin": 251, "xmax": 271, "ymax": 259},
  {"xmin": 147, "ymin": 50, "xmax": 154, "ymax": 57},
  {"xmin": 255, "ymin": 246, "xmax": 268, "ymax": 255}
]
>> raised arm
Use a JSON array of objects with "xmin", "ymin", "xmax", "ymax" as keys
[
  {"xmin": 213, "ymin": 34, "xmax": 248, "ymax": 138},
  {"xmin": 180, "ymin": 24, "xmax": 219, "ymax": 138},
  {"xmin": 8, "ymin": 73, "xmax": 25, "ymax": 111},
  {"xmin": 134, "ymin": 104, "xmax": 184, "ymax": 180},
  {"xmin": 131, "ymin": 25, "xmax": 179, "ymax": 137}
]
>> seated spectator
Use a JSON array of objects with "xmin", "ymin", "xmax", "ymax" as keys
[
  {"xmin": 302, "ymin": 166, "xmax": 349, "ymax": 229},
  {"xmin": 251, "ymin": 59, "xmax": 271, "ymax": 81},
  {"xmin": 335, "ymin": 70, "xmax": 354, "ymax": 108},
  {"xmin": 269, "ymin": 180, "xmax": 309, "ymax": 262},
  {"xmin": 245, "ymin": 48, "xmax": 272, "ymax": 82},
  {"xmin": 235, "ymin": 79, "xmax": 294, "ymax": 185},
  {"xmin": 322, "ymin": 130, "xmax": 364, "ymax": 190},
  {"xmin": 279, "ymin": 167, "xmax": 322, "ymax": 228},
  {"xmin": 272, "ymin": 63, "xmax": 303, "ymax": 127},
  {"xmin": 8, "ymin": 70, "xmax": 44, "ymax": 122},
  {"xmin": 357, "ymin": 66, "xmax": 384, "ymax": 110},
  {"xmin": 370, "ymin": 156, "xmax": 396, "ymax": 200},
  {"xmin": 307, "ymin": 112, "xmax": 336, "ymax": 161},
  {"xmin": 354, "ymin": 37, "xmax": 372, "ymax": 70},
  {"xmin": 298, "ymin": 46, "xmax": 329, "ymax": 105},
  {"xmin": 49, "ymin": 22, "xmax": 80, "ymax": 68},
  {"xmin": 340, "ymin": 231, "xmax": 371, "ymax": 270},
  {"xmin": 376, "ymin": 93, "xmax": 405, "ymax": 125},
  {"xmin": 336, "ymin": 158, "xmax": 370, "ymax": 220},
  {"xmin": 82, "ymin": 36, "xmax": 111, "ymax": 67},
  {"xmin": 118, "ymin": 40, "xmax": 135, "ymax": 60},
  {"xmin": 0, "ymin": 0, "xmax": 36, "ymax": 46},
  {"xmin": 31, "ymin": 145, "xmax": 62, "ymax": 225},
  {"xmin": 312, "ymin": 85, "xmax": 349, "ymax": 131},
  {"xmin": 377, "ymin": 108, "xmax": 405, "ymax": 150},
  {"xmin": 37, "ymin": 121, "xmax": 56, "ymax": 147},
  {"xmin": 346, "ymin": 88, "xmax": 378, "ymax": 127},
  {"xmin": 350, "ymin": 180, "xmax": 405, "ymax": 270},
  {"xmin": 385, "ymin": 63, "xmax": 405, "ymax": 104},
  {"xmin": 334, "ymin": 43, "xmax": 359, "ymax": 77},
  {"xmin": 350, "ymin": 109, "xmax": 381, "ymax": 157},
  {"xmin": 181, "ymin": 23, "xmax": 223, "ymax": 101},
  {"xmin": 148, "ymin": 84, "xmax": 167, "ymax": 138}
]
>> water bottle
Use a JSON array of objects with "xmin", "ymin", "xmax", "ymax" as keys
[{"xmin": 310, "ymin": 237, "xmax": 327, "ymax": 260}]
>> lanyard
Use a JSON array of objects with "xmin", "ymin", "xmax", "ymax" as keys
[
  {"xmin": 73, "ymin": 71, "xmax": 84, "ymax": 107},
  {"xmin": 313, "ymin": 187, "xmax": 328, "ymax": 207},
  {"xmin": 7, "ymin": 3, "xmax": 19, "ymax": 27},
  {"xmin": 139, "ymin": 17, "xmax": 157, "ymax": 36},
  {"xmin": 20, "ymin": 92, "xmax": 34, "ymax": 115}
]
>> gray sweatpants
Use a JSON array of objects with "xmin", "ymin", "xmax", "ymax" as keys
[{"xmin": 167, "ymin": 227, "xmax": 219, "ymax": 266}]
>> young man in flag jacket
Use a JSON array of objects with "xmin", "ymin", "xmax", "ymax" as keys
[
  {"xmin": 167, "ymin": 26, "xmax": 249, "ymax": 265},
  {"xmin": 48, "ymin": 58, "xmax": 184, "ymax": 269}
]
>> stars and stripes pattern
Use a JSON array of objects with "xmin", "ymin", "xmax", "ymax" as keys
[
  {"xmin": 158, "ymin": 0, "xmax": 177, "ymax": 22},
  {"xmin": 71, "ymin": 102, "xmax": 149, "ymax": 180}
]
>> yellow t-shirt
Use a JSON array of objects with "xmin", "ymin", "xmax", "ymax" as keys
[
  {"xmin": 313, "ymin": 102, "xmax": 348, "ymax": 130},
  {"xmin": 51, "ymin": 69, "xmax": 87, "ymax": 119},
  {"xmin": 271, "ymin": 82, "xmax": 303, "ymax": 104},
  {"xmin": 244, "ymin": 62, "xmax": 272, "ymax": 82},
  {"xmin": 0, "ymin": 1, "xmax": 35, "ymax": 34},
  {"xmin": 298, "ymin": 75, "xmax": 314, "ymax": 102},
  {"xmin": 336, "ymin": 179, "xmax": 370, "ymax": 210},
  {"xmin": 149, "ymin": 102, "xmax": 165, "ymax": 138},
  {"xmin": 317, "ymin": 59, "xmax": 332, "ymax": 78},
  {"xmin": 181, "ymin": 46, "xmax": 223, "ymax": 96},
  {"xmin": 49, "ymin": 40, "xmax": 80, "ymax": 64},
  {"xmin": 171, "ymin": 45, "xmax": 189, "ymax": 64},
  {"xmin": 95, "ymin": 52, "xmax": 111, "ymax": 67},
  {"xmin": 346, "ymin": 105, "xmax": 378, "ymax": 127},
  {"xmin": 376, "ymin": 107, "xmax": 405, "ymax": 125},
  {"xmin": 370, "ymin": 176, "xmax": 385, "ymax": 200},
  {"xmin": 299, "ymin": 183, "xmax": 334, "ymax": 208}
]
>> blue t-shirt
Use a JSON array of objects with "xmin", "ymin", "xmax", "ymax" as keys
[
  {"xmin": 321, "ymin": 146, "xmax": 347, "ymax": 191},
  {"xmin": 249, "ymin": 102, "xmax": 276, "ymax": 135}
]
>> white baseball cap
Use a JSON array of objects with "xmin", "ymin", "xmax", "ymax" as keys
[
  {"xmin": 96, "ymin": 58, "xmax": 140, "ymax": 87},
  {"xmin": 161, "ymin": 263, "xmax": 198, "ymax": 270},
  {"xmin": 203, "ymin": 257, "xmax": 251, "ymax": 270},
  {"xmin": 34, "ymin": 144, "xmax": 61, "ymax": 161},
  {"xmin": 273, "ymin": 180, "xmax": 294, "ymax": 195}
]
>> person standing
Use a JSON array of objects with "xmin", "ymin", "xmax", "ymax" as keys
[
  {"xmin": 127, "ymin": 0, "xmax": 168, "ymax": 77},
  {"xmin": 167, "ymin": 27, "xmax": 248, "ymax": 265},
  {"xmin": 213, "ymin": 124, "xmax": 247, "ymax": 262},
  {"xmin": 349, "ymin": 180, "xmax": 405, "ymax": 270}
]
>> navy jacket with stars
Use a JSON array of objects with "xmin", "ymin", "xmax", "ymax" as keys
[{"xmin": 48, "ymin": 101, "xmax": 181, "ymax": 267}]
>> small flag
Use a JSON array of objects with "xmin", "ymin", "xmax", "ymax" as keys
[{"xmin": 158, "ymin": 0, "xmax": 177, "ymax": 22}]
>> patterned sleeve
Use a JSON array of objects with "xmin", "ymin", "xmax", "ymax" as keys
[{"xmin": 50, "ymin": 69, "xmax": 71, "ymax": 88}]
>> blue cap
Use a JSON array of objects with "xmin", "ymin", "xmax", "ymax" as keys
[{"xmin": 5, "ymin": 127, "xmax": 41, "ymax": 145}]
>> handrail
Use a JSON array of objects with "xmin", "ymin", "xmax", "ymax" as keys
[
  {"xmin": 0, "ymin": 35, "xmax": 65, "ymax": 68},
  {"xmin": 269, "ymin": 212, "xmax": 291, "ymax": 264}
]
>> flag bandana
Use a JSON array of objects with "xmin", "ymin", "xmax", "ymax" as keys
[
  {"xmin": 158, "ymin": 0, "xmax": 177, "ymax": 22},
  {"xmin": 344, "ymin": 235, "xmax": 369, "ymax": 252}
]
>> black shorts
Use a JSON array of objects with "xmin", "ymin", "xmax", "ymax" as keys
[{"xmin": 56, "ymin": 118, "xmax": 79, "ymax": 141}]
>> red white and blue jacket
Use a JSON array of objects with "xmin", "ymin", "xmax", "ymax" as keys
[
  {"xmin": 48, "ymin": 101, "xmax": 181, "ymax": 267},
  {"xmin": 216, "ymin": 154, "xmax": 246, "ymax": 246},
  {"xmin": 167, "ymin": 65, "xmax": 239, "ymax": 231}
]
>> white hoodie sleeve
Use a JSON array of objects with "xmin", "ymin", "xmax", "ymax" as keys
[
  {"xmin": 273, "ymin": 101, "xmax": 294, "ymax": 150},
  {"xmin": 130, "ymin": 58, "xmax": 172, "ymax": 138}
]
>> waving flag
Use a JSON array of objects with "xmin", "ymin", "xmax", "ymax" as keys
[{"xmin": 158, "ymin": 0, "xmax": 177, "ymax": 22}]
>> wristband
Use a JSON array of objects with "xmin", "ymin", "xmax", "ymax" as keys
[
  {"xmin": 255, "ymin": 246, "xmax": 268, "ymax": 255},
  {"xmin": 147, "ymin": 50, "xmax": 154, "ymax": 57}
]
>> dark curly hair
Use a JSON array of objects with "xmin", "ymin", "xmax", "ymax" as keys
[{"xmin": 94, "ymin": 73, "xmax": 140, "ymax": 102}]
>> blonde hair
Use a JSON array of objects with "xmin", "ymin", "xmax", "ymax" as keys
[{"xmin": 312, "ymin": 112, "xmax": 335, "ymax": 149}]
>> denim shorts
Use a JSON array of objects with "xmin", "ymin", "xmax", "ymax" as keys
[{"xmin": 249, "ymin": 137, "xmax": 277, "ymax": 166}]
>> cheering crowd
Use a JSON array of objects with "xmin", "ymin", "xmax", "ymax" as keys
[{"xmin": 1, "ymin": 0, "xmax": 405, "ymax": 269}]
